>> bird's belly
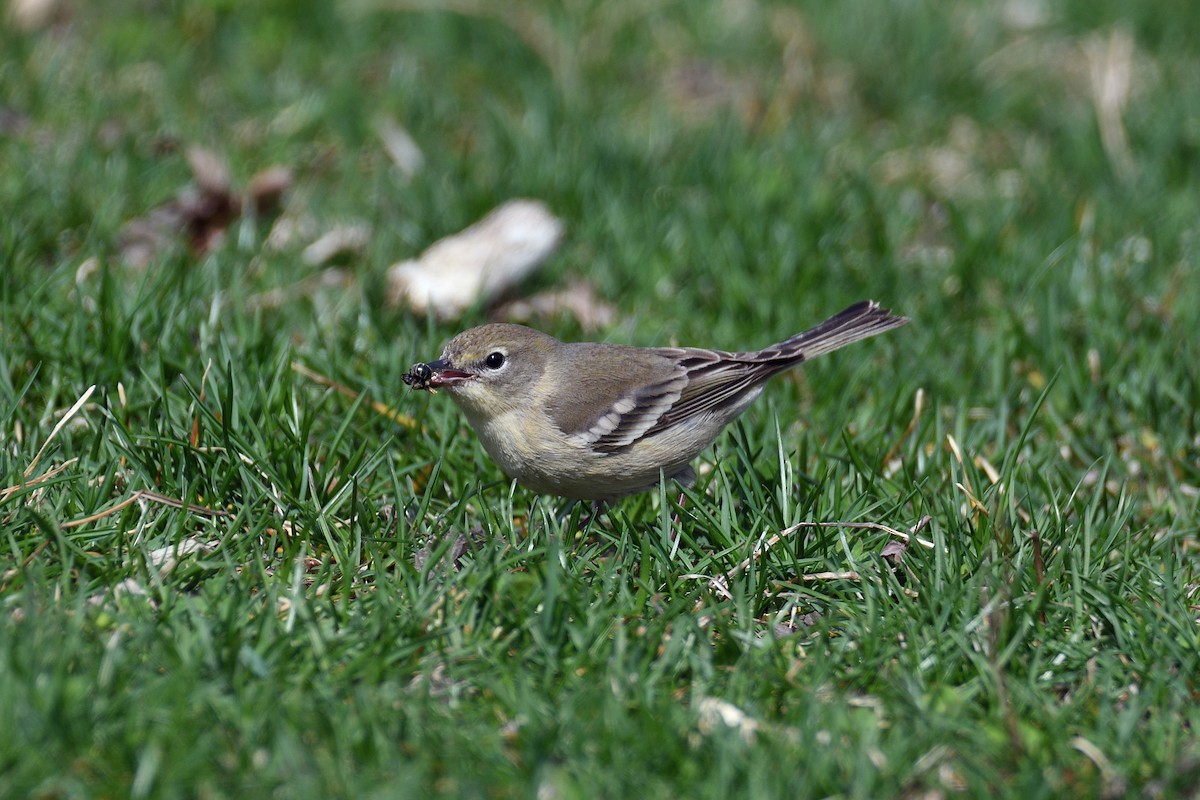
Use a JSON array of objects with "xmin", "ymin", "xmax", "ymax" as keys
[{"xmin": 469, "ymin": 408, "xmax": 726, "ymax": 501}]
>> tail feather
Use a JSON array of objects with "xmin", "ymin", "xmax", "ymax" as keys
[
  {"xmin": 762, "ymin": 300, "xmax": 908, "ymax": 362},
  {"xmin": 638, "ymin": 300, "xmax": 907, "ymax": 441}
]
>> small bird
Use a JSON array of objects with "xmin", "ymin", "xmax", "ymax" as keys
[{"xmin": 403, "ymin": 301, "xmax": 907, "ymax": 501}]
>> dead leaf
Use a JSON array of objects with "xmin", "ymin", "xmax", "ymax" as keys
[
  {"xmin": 774, "ymin": 611, "xmax": 821, "ymax": 637},
  {"xmin": 186, "ymin": 145, "xmax": 231, "ymax": 196},
  {"xmin": 1085, "ymin": 27, "xmax": 1136, "ymax": 182},
  {"xmin": 413, "ymin": 526, "xmax": 488, "ymax": 575},
  {"xmin": 245, "ymin": 166, "xmax": 293, "ymax": 217},
  {"xmin": 117, "ymin": 146, "xmax": 291, "ymax": 269},
  {"xmin": 880, "ymin": 539, "xmax": 907, "ymax": 562},
  {"xmin": 695, "ymin": 697, "xmax": 761, "ymax": 744},
  {"xmin": 302, "ymin": 224, "xmax": 371, "ymax": 266},
  {"xmin": 494, "ymin": 278, "xmax": 617, "ymax": 331},
  {"xmin": 387, "ymin": 199, "xmax": 564, "ymax": 320},
  {"xmin": 376, "ymin": 114, "xmax": 425, "ymax": 177},
  {"xmin": 7, "ymin": 0, "xmax": 65, "ymax": 30},
  {"xmin": 147, "ymin": 537, "xmax": 217, "ymax": 576}
]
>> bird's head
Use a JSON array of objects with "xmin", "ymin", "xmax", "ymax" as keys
[{"xmin": 404, "ymin": 323, "xmax": 558, "ymax": 416}]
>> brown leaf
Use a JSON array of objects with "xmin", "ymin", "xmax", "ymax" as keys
[
  {"xmin": 302, "ymin": 224, "xmax": 370, "ymax": 266},
  {"xmin": 880, "ymin": 540, "xmax": 907, "ymax": 561},
  {"xmin": 246, "ymin": 166, "xmax": 293, "ymax": 217},
  {"xmin": 413, "ymin": 526, "xmax": 488, "ymax": 574},
  {"xmin": 494, "ymin": 278, "xmax": 617, "ymax": 332},
  {"xmin": 774, "ymin": 611, "xmax": 821, "ymax": 637},
  {"xmin": 185, "ymin": 146, "xmax": 232, "ymax": 196},
  {"xmin": 118, "ymin": 146, "xmax": 290, "ymax": 269}
]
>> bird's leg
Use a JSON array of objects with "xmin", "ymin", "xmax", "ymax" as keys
[
  {"xmin": 670, "ymin": 490, "xmax": 687, "ymax": 544},
  {"xmin": 558, "ymin": 498, "xmax": 608, "ymax": 531},
  {"xmin": 582, "ymin": 498, "xmax": 610, "ymax": 529},
  {"xmin": 666, "ymin": 466, "xmax": 696, "ymax": 543}
]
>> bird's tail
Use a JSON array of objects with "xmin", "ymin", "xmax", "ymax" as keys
[{"xmin": 761, "ymin": 300, "xmax": 908, "ymax": 362}]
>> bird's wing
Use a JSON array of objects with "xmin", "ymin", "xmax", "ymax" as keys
[
  {"xmin": 636, "ymin": 350, "xmax": 778, "ymax": 441},
  {"xmin": 543, "ymin": 343, "xmax": 692, "ymax": 454},
  {"xmin": 545, "ymin": 345, "xmax": 773, "ymax": 454}
]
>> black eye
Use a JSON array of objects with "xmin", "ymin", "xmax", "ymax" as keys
[{"xmin": 484, "ymin": 351, "xmax": 506, "ymax": 369}]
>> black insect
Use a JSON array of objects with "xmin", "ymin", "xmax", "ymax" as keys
[{"xmin": 402, "ymin": 362, "xmax": 434, "ymax": 391}]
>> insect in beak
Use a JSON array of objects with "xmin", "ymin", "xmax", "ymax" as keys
[
  {"xmin": 402, "ymin": 362, "xmax": 435, "ymax": 391},
  {"xmin": 403, "ymin": 359, "xmax": 471, "ymax": 392}
]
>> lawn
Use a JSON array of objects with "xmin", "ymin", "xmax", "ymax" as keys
[{"xmin": 1, "ymin": 1, "xmax": 1198, "ymax": 797}]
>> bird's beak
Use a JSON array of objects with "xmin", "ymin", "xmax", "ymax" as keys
[{"xmin": 426, "ymin": 359, "xmax": 472, "ymax": 388}]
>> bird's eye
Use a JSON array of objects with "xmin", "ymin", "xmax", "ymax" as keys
[{"xmin": 484, "ymin": 351, "xmax": 506, "ymax": 369}]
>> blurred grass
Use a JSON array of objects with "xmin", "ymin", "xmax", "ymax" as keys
[{"xmin": 2, "ymin": 0, "xmax": 1199, "ymax": 797}]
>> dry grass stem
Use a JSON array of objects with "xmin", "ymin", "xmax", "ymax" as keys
[
  {"xmin": 1085, "ymin": 27, "xmax": 1136, "ymax": 182},
  {"xmin": 24, "ymin": 384, "xmax": 96, "ymax": 480},
  {"xmin": 61, "ymin": 489, "xmax": 228, "ymax": 529},
  {"xmin": 0, "ymin": 458, "xmax": 78, "ymax": 504},
  {"xmin": 685, "ymin": 515, "xmax": 934, "ymax": 599},
  {"xmin": 291, "ymin": 361, "xmax": 416, "ymax": 427},
  {"xmin": 883, "ymin": 387, "xmax": 925, "ymax": 466}
]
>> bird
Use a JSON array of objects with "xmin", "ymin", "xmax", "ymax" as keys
[{"xmin": 402, "ymin": 300, "xmax": 907, "ymax": 501}]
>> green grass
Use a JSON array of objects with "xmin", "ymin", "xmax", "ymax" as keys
[{"xmin": 2, "ymin": 1, "xmax": 1198, "ymax": 797}]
